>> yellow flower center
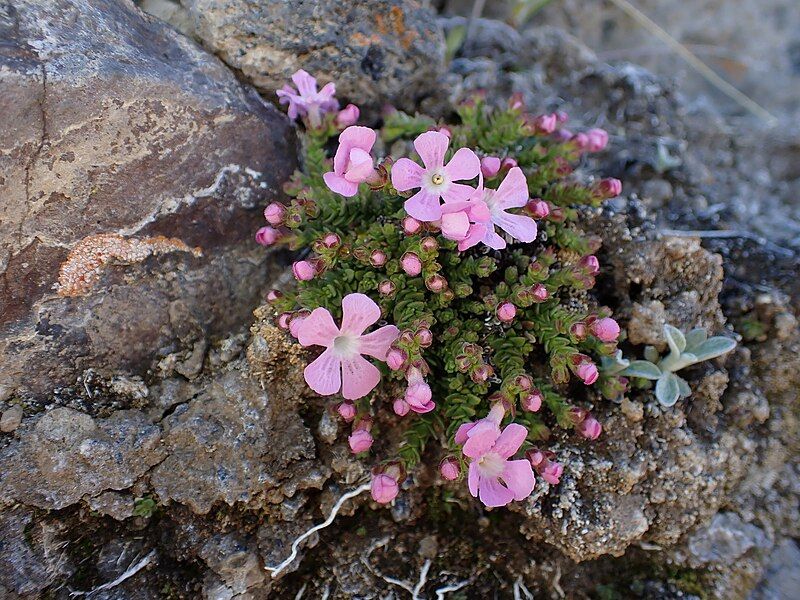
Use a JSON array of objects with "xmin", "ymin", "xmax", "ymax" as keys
[{"xmin": 431, "ymin": 173, "xmax": 444, "ymax": 185}]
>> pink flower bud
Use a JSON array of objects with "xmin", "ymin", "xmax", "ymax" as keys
[
  {"xmin": 439, "ymin": 457, "xmax": 460, "ymax": 481},
  {"xmin": 420, "ymin": 236, "xmax": 438, "ymax": 253},
  {"xmin": 337, "ymin": 401, "xmax": 356, "ymax": 422},
  {"xmin": 540, "ymin": 460, "xmax": 564, "ymax": 485},
  {"xmin": 570, "ymin": 322, "xmax": 588, "ymax": 341},
  {"xmin": 514, "ymin": 374, "xmax": 532, "ymax": 391},
  {"xmin": 500, "ymin": 157, "xmax": 518, "ymax": 171},
  {"xmin": 595, "ymin": 178, "xmax": 622, "ymax": 199},
  {"xmin": 335, "ymin": 103, "xmax": 360, "ymax": 128},
  {"xmin": 402, "ymin": 216, "xmax": 422, "ymax": 235},
  {"xmin": 567, "ymin": 406, "xmax": 588, "ymax": 425},
  {"xmin": 370, "ymin": 473, "xmax": 399, "ymax": 503},
  {"xmin": 321, "ymin": 233, "xmax": 341, "ymax": 248},
  {"xmin": 263, "ymin": 202, "xmax": 286, "ymax": 225},
  {"xmin": 471, "ymin": 364, "xmax": 493, "ymax": 384},
  {"xmin": 508, "ymin": 92, "xmax": 525, "ymax": 111},
  {"xmin": 579, "ymin": 255, "xmax": 600, "ymax": 276},
  {"xmin": 480, "ymin": 156, "xmax": 502, "ymax": 178},
  {"xmin": 590, "ymin": 317, "xmax": 620, "ymax": 342},
  {"xmin": 497, "ymin": 301, "xmax": 517, "ymax": 323},
  {"xmin": 415, "ymin": 328, "xmax": 433, "ymax": 347},
  {"xmin": 401, "ymin": 252, "xmax": 422, "ymax": 276},
  {"xmin": 578, "ymin": 417, "xmax": 602, "ymax": 440},
  {"xmin": 525, "ymin": 448, "xmax": 545, "ymax": 467},
  {"xmin": 277, "ymin": 312, "xmax": 292, "ymax": 330},
  {"xmin": 571, "ymin": 132, "xmax": 589, "ymax": 151},
  {"xmin": 522, "ymin": 390, "xmax": 544, "ymax": 412},
  {"xmin": 292, "ymin": 260, "xmax": 316, "ymax": 281},
  {"xmin": 266, "ymin": 289, "xmax": 283, "ymax": 303},
  {"xmin": 386, "ymin": 348, "xmax": 407, "ymax": 371},
  {"xmin": 527, "ymin": 199, "xmax": 550, "ymax": 219},
  {"xmin": 255, "ymin": 226, "xmax": 280, "ymax": 247},
  {"xmin": 348, "ymin": 429, "xmax": 373, "ymax": 454},
  {"xmin": 438, "ymin": 126, "xmax": 452, "ymax": 139},
  {"xmin": 405, "ymin": 382, "xmax": 434, "ymax": 413},
  {"xmin": 370, "ymin": 249, "xmax": 387, "ymax": 267},
  {"xmin": 379, "ymin": 280, "xmax": 396, "ymax": 296},
  {"xmin": 585, "ymin": 128, "xmax": 609, "ymax": 152},
  {"xmin": 556, "ymin": 110, "xmax": 569, "ymax": 123},
  {"xmin": 393, "ymin": 398, "xmax": 410, "ymax": 416},
  {"xmin": 531, "ymin": 284, "xmax": 549, "ymax": 302},
  {"xmin": 576, "ymin": 360, "xmax": 599, "ymax": 385},
  {"xmin": 425, "ymin": 274, "xmax": 447, "ymax": 293},
  {"xmin": 533, "ymin": 113, "xmax": 557, "ymax": 134}
]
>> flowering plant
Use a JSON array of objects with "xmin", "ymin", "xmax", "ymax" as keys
[{"xmin": 260, "ymin": 72, "xmax": 624, "ymax": 508}]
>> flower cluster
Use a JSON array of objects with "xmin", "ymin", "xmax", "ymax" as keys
[{"xmin": 262, "ymin": 71, "xmax": 624, "ymax": 508}]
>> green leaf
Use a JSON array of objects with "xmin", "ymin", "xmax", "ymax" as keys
[
  {"xmin": 676, "ymin": 375, "xmax": 692, "ymax": 398},
  {"xmin": 620, "ymin": 360, "xmax": 662, "ymax": 380},
  {"xmin": 684, "ymin": 328, "xmax": 708, "ymax": 351},
  {"xmin": 644, "ymin": 346, "xmax": 660, "ymax": 363},
  {"xmin": 664, "ymin": 324, "xmax": 686, "ymax": 355},
  {"xmin": 691, "ymin": 336, "xmax": 737, "ymax": 362},
  {"xmin": 445, "ymin": 25, "xmax": 466, "ymax": 63},
  {"xmin": 655, "ymin": 373, "xmax": 681, "ymax": 407}
]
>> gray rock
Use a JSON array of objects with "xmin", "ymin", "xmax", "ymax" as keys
[
  {"xmin": 88, "ymin": 490, "xmax": 136, "ymax": 521},
  {"xmin": 179, "ymin": 0, "xmax": 446, "ymax": 112},
  {"xmin": 0, "ymin": 407, "xmax": 165, "ymax": 509},
  {"xmin": 687, "ymin": 512, "xmax": 770, "ymax": 566},
  {"xmin": 0, "ymin": 405, "xmax": 23, "ymax": 432},
  {"xmin": 200, "ymin": 534, "xmax": 266, "ymax": 597},
  {"xmin": 750, "ymin": 539, "xmax": 800, "ymax": 600},
  {"xmin": 0, "ymin": 0, "xmax": 296, "ymax": 401}
]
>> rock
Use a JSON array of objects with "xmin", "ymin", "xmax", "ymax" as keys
[
  {"xmin": 0, "ymin": 407, "xmax": 165, "ymax": 509},
  {"xmin": 199, "ymin": 534, "xmax": 266, "ymax": 597},
  {"xmin": 0, "ymin": 405, "xmax": 23, "ymax": 432},
  {"xmin": 179, "ymin": 0, "xmax": 446, "ymax": 113},
  {"xmin": 751, "ymin": 539, "xmax": 800, "ymax": 600},
  {"xmin": 0, "ymin": 0, "xmax": 296, "ymax": 401},
  {"xmin": 88, "ymin": 491, "xmax": 136, "ymax": 521},
  {"xmin": 686, "ymin": 512, "xmax": 770, "ymax": 567}
]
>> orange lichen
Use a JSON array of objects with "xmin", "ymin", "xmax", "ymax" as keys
[{"xmin": 57, "ymin": 233, "xmax": 202, "ymax": 297}]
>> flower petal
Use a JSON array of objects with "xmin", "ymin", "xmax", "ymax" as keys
[
  {"xmin": 493, "ymin": 423, "xmax": 528, "ymax": 459},
  {"xmin": 441, "ymin": 182, "xmax": 475, "ymax": 204},
  {"xmin": 296, "ymin": 307, "xmax": 339, "ymax": 347},
  {"xmin": 481, "ymin": 226, "xmax": 507, "ymax": 250},
  {"xmin": 404, "ymin": 189, "xmax": 443, "ymax": 221},
  {"xmin": 502, "ymin": 459, "xmax": 536, "ymax": 500},
  {"xmin": 444, "ymin": 147, "xmax": 480, "ymax": 181},
  {"xmin": 324, "ymin": 171, "xmax": 359, "ymax": 197},
  {"xmin": 455, "ymin": 422, "xmax": 476, "ymax": 445},
  {"xmin": 462, "ymin": 421, "xmax": 501, "ymax": 459},
  {"xmin": 344, "ymin": 148, "xmax": 374, "ymax": 182},
  {"xmin": 335, "ymin": 126, "xmax": 375, "ymax": 174},
  {"xmin": 493, "ymin": 211, "xmax": 538, "ymax": 243},
  {"xmin": 358, "ymin": 325, "xmax": 400, "ymax": 360},
  {"xmin": 304, "ymin": 347, "xmax": 342, "ymax": 396},
  {"xmin": 468, "ymin": 461, "xmax": 480, "ymax": 497},
  {"xmin": 340, "ymin": 293, "xmax": 381, "ymax": 336},
  {"xmin": 440, "ymin": 211, "xmax": 471, "ymax": 241},
  {"xmin": 413, "ymin": 130, "xmax": 449, "ymax": 170},
  {"xmin": 341, "ymin": 353, "xmax": 381, "ymax": 399},
  {"xmin": 291, "ymin": 69, "xmax": 316, "ymax": 97},
  {"xmin": 478, "ymin": 476, "xmax": 515, "ymax": 507},
  {"xmin": 492, "ymin": 167, "xmax": 529, "ymax": 209},
  {"xmin": 391, "ymin": 158, "xmax": 424, "ymax": 192},
  {"xmin": 457, "ymin": 223, "xmax": 488, "ymax": 252}
]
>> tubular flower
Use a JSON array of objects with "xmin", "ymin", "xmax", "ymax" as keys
[
  {"xmin": 391, "ymin": 131, "xmax": 480, "ymax": 221},
  {"xmin": 276, "ymin": 69, "xmax": 338, "ymax": 127},
  {"xmin": 295, "ymin": 293, "xmax": 399, "ymax": 399},
  {"xmin": 323, "ymin": 126, "xmax": 377, "ymax": 197}
]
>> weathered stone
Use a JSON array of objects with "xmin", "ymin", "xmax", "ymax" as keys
[
  {"xmin": 199, "ymin": 533, "xmax": 266, "ymax": 597},
  {"xmin": 179, "ymin": 0, "xmax": 446, "ymax": 113},
  {"xmin": 87, "ymin": 491, "xmax": 136, "ymax": 521},
  {"xmin": 0, "ymin": 407, "xmax": 165, "ymax": 509},
  {"xmin": 0, "ymin": 0, "xmax": 296, "ymax": 401},
  {"xmin": 0, "ymin": 405, "xmax": 23, "ymax": 432},
  {"xmin": 686, "ymin": 512, "xmax": 770, "ymax": 567}
]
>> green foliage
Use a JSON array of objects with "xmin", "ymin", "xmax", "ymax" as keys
[{"xmin": 133, "ymin": 496, "xmax": 157, "ymax": 518}]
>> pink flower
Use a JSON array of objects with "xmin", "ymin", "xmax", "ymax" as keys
[
  {"xmin": 321, "ymin": 233, "xmax": 341, "ymax": 248},
  {"xmin": 400, "ymin": 252, "xmax": 422, "ymax": 276},
  {"xmin": 526, "ymin": 449, "xmax": 564, "ymax": 485},
  {"xmin": 570, "ymin": 321, "xmax": 588, "ymax": 341},
  {"xmin": 497, "ymin": 301, "xmax": 516, "ymax": 323},
  {"xmin": 386, "ymin": 348, "xmax": 407, "ymax": 371},
  {"xmin": 405, "ymin": 367, "xmax": 434, "ymax": 413},
  {"xmin": 425, "ymin": 274, "xmax": 447, "ymax": 293},
  {"xmin": 578, "ymin": 417, "xmax": 602, "ymax": 440},
  {"xmin": 393, "ymin": 398, "xmax": 410, "ymax": 416},
  {"xmin": 530, "ymin": 113, "xmax": 557, "ymax": 134},
  {"xmin": 579, "ymin": 255, "xmax": 600, "ymax": 275},
  {"xmin": 335, "ymin": 104, "xmax": 360, "ymax": 128},
  {"xmin": 458, "ymin": 168, "xmax": 538, "ymax": 251},
  {"xmin": 336, "ymin": 401, "xmax": 356, "ymax": 422},
  {"xmin": 460, "ymin": 418, "xmax": 535, "ymax": 507},
  {"xmin": 402, "ymin": 216, "xmax": 423, "ymax": 235},
  {"xmin": 415, "ymin": 328, "xmax": 433, "ymax": 347},
  {"xmin": 323, "ymin": 126, "xmax": 377, "ymax": 197},
  {"xmin": 266, "ymin": 289, "xmax": 282, "ymax": 303},
  {"xmin": 440, "ymin": 457, "xmax": 461, "ymax": 481},
  {"xmin": 255, "ymin": 226, "xmax": 281, "ymax": 247},
  {"xmin": 378, "ymin": 280, "xmax": 396, "ymax": 296},
  {"xmin": 348, "ymin": 429, "xmax": 373, "ymax": 453},
  {"xmin": 585, "ymin": 128, "xmax": 609, "ymax": 152},
  {"xmin": 480, "ymin": 156, "xmax": 501, "ymax": 178},
  {"xmin": 526, "ymin": 199, "xmax": 550, "ymax": 219},
  {"xmin": 296, "ymin": 293, "xmax": 399, "ymax": 399},
  {"xmin": 590, "ymin": 317, "xmax": 620, "ymax": 342},
  {"xmin": 263, "ymin": 203, "xmax": 286, "ymax": 225},
  {"xmin": 292, "ymin": 260, "xmax": 316, "ymax": 281},
  {"xmin": 531, "ymin": 284, "xmax": 549, "ymax": 302},
  {"xmin": 370, "ymin": 250, "xmax": 387, "ymax": 267},
  {"xmin": 370, "ymin": 473, "xmax": 399, "ymax": 503},
  {"xmin": 521, "ymin": 390, "xmax": 543, "ymax": 412},
  {"xmin": 391, "ymin": 131, "xmax": 480, "ymax": 221},
  {"xmin": 276, "ymin": 69, "xmax": 338, "ymax": 127},
  {"xmin": 594, "ymin": 178, "xmax": 622, "ymax": 199},
  {"xmin": 572, "ymin": 355, "xmax": 599, "ymax": 385}
]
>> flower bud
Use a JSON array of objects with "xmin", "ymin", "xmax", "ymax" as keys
[
  {"xmin": 420, "ymin": 236, "xmax": 438, "ymax": 253},
  {"xmin": 500, "ymin": 157, "xmax": 518, "ymax": 171},
  {"xmin": 496, "ymin": 301, "xmax": 516, "ymax": 323},
  {"xmin": 401, "ymin": 252, "xmax": 422, "ymax": 276},
  {"xmin": 348, "ymin": 429, "xmax": 373, "ymax": 453},
  {"xmin": 335, "ymin": 103, "xmax": 360, "ymax": 128},
  {"xmin": 585, "ymin": 128, "xmax": 609, "ymax": 152},
  {"xmin": 405, "ymin": 381, "xmax": 435, "ymax": 413},
  {"xmin": 321, "ymin": 232, "xmax": 341, "ymax": 248},
  {"xmin": 402, "ymin": 216, "xmax": 422, "ymax": 235},
  {"xmin": 386, "ymin": 348, "xmax": 408, "ymax": 371},
  {"xmin": 532, "ymin": 113, "xmax": 557, "ymax": 134},
  {"xmin": 556, "ymin": 110, "xmax": 569, "ymax": 123},
  {"xmin": 277, "ymin": 312, "xmax": 292, "ymax": 330},
  {"xmin": 425, "ymin": 274, "xmax": 447, "ymax": 293},
  {"xmin": 531, "ymin": 284, "xmax": 549, "ymax": 302},
  {"xmin": 522, "ymin": 390, "xmax": 543, "ymax": 412},
  {"xmin": 594, "ymin": 178, "xmax": 622, "ymax": 199},
  {"xmin": 470, "ymin": 364, "xmax": 493, "ymax": 384},
  {"xmin": 370, "ymin": 473, "xmax": 399, "ymax": 503},
  {"xmin": 266, "ymin": 289, "xmax": 283, "ymax": 303},
  {"xmin": 378, "ymin": 280, "xmax": 396, "ymax": 296},
  {"xmin": 415, "ymin": 328, "xmax": 433, "ymax": 347},
  {"xmin": 292, "ymin": 260, "xmax": 316, "ymax": 281},
  {"xmin": 590, "ymin": 317, "xmax": 620, "ymax": 342},
  {"xmin": 578, "ymin": 417, "xmax": 602, "ymax": 440},
  {"xmin": 288, "ymin": 310, "xmax": 308, "ymax": 338},
  {"xmin": 526, "ymin": 199, "xmax": 550, "ymax": 219},
  {"xmin": 480, "ymin": 156, "xmax": 501, "ymax": 178},
  {"xmin": 571, "ymin": 132, "xmax": 589, "ymax": 151},
  {"xmin": 393, "ymin": 398, "xmax": 410, "ymax": 416},
  {"xmin": 508, "ymin": 92, "xmax": 525, "ymax": 112},
  {"xmin": 572, "ymin": 356, "xmax": 599, "ymax": 385},
  {"xmin": 579, "ymin": 255, "xmax": 600, "ymax": 276},
  {"xmin": 255, "ymin": 226, "xmax": 280, "ymax": 247},
  {"xmin": 570, "ymin": 321, "xmax": 588, "ymax": 341},
  {"xmin": 336, "ymin": 401, "xmax": 356, "ymax": 422},
  {"xmin": 370, "ymin": 249, "xmax": 387, "ymax": 267},
  {"xmin": 514, "ymin": 374, "xmax": 533, "ymax": 391},
  {"xmin": 439, "ymin": 457, "xmax": 461, "ymax": 481},
  {"xmin": 567, "ymin": 406, "xmax": 588, "ymax": 426},
  {"xmin": 263, "ymin": 202, "xmax": 286, "ymax": 225},
  {"xmin": 438, "ymin": 126, "xmax": 452, "ymax": 139}
]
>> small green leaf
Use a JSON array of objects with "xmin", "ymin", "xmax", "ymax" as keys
[
  {"xmin": 664, "ymin": 324, "xmax": 686, "ymax": 355},
  {"xmin": 684, "ymin": 328, "xmax": 708, "ymax": 351},
  {"xmin": 655, "ymin": 373, "xmax": 681, "ymax": 407},
  {"xmin": 644, "ymin": 346, "xmax": 660, "ymax": 363},
  {"xmin": 691, "ymin": 336, "xmax": 737, "ymax": 362},
  {"xmin": 620, "ymin": 360, "xmax": 662, "ymax": 380},
  {"xmin": 676, "ymin": 375, "xmax": 692, "ymax": 398},
  {"xmin": 445, "ymin": 25, "xmax": 467, "ymax": 63}
]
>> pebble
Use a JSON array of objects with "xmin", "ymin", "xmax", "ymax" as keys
[{"xmin": 0, "ymin": 406, "xmax": 23, "ymax": 432}]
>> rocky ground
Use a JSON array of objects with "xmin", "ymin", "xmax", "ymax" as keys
[{"xmin": 1, "ymin": 1, "xmax": 798, "ymax": 599}]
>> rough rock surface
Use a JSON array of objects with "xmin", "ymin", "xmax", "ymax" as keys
[
  {"xmin": 178, "ymin": 0, "xmax": 446, "ymax": 112},
  {"xmin": 0, "ymin": 0, "xmax": 296, "ymax": 401}
]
